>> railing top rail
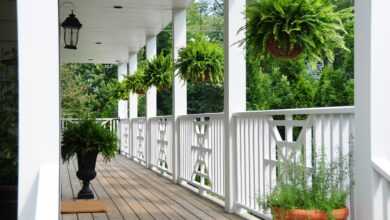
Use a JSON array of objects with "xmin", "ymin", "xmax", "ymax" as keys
[
  {"xmin": 130, "ymin": 117, "xmax": 147, "ymax": 122},
  {"xmin": 177, "ymin": 112, "xmax": 224, "ymax": 120},
  {"xmin": 148, "ymin": 115, "xmax": 174, "ymax": 120},
  {"xmin": 233, "ymin": 106, "xmax": 354, "ymax": 118},
  {"xmin": 372, "ymin": 157, "xmax": 390, "ymax": 183},
  {"xmin": 62, "ymin": 118, "xmax": 118, "ymax": 121}
]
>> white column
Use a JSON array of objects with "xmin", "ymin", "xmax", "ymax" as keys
[
  {"xmin": 118, "ymin": 63, "xmax": 129, "ymax": 156},
  {"xmin": 18, "ymin": 0, "xmax": 60, "ymax": 219},
  {"xmin": 224, "ymin": 0, "xmax": 246, "ymax": 213},
  {"xmin": 146, "ymin": 36, "xmax": 157, "ymax": 118},
  {"xmin": 146, "ymin": 35, "xmax": 157, "ymax": 168},
  {"xmin": 128, "ymin": 53, "xmax": 138, "ymax": 119},
  {"xmin": 128, "ymin": 53, "xmax": 138, "ymax": 159},
  {"xmin": 172, "ymin": 8, "xmax": 187, "ymax": 183},
  {"xmin": 118, "ymin": 63, "xmax": 128, "ymax": 119},
  {"xmin": 355, "ymin": 1, "xmax": 390, "ymax": 219}
]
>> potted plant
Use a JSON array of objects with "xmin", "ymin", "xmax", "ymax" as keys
[
  {"xmin": 262, "ymin": 153, "xmax": 351, "ymax": 220},
  {"xmin": 0, "ymin": 138, "xmax": 17, "ymax": 220},
  {"xmin": 62, "ymin": 119, "xmax": 118, "ymax": 199},
  {"xmin": 144, "ymin": 53, "xmax": 173, "ymax": 91},
  {"xmin": 241, "ymin": 0, "xmax": 352, "ymax": 62},
  {"xmin": 0, "ymin": 62, "xmax": 18, "ymax": 219},
  {"xmin": 176, "ymin": 35, "xmax": 224, "ymax": 84},
  {"xmin": 121, "ymin": 62, "xmax": 150, "ymax": 96}
]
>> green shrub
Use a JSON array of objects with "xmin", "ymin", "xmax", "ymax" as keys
[
  {"xmin": 61, "ymin": 120, "xmax": 118, "ymax": 162},
  {"xmin": 144, "ymin": 53, "xmax": 173, "ymax": 91},
  {"xmin": 242, "ymin": 0, "xmax": 353, "ymax": 63},
  {"xmin": 176, "ymin": 35, "xmax": 224, "ymax": 84}
]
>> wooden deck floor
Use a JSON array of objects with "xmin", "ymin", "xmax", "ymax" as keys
[{"xmin": 61, "ymin": 155, "xmax": 244, "ymax": 220}]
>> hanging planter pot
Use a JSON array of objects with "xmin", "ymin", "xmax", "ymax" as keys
[
  {"xmin": 241, "ymin": 0, "xmax": 353, "ymax": 63},
  {"xmin": 265, "ymin": 36, "xmax": 303, "ymax": 60},
  {"xmin": 144, "ymin": 53, "xmax": 173, "ymax": 91},
  {"xmin": 176, "ymin": 35, "xmax": 224, "ymax": 84},
  {"xmin": 122, "ymin": 64, "xmax": 150, "ymax": 96}
]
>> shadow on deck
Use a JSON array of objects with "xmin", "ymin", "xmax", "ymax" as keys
[{"xmin": 61, "ymin": 155, "xmax": 245, "ymax": 220}]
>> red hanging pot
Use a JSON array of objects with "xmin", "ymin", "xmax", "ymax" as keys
[{"xmin": 266, "ymin": 36, "xmax": 303, "ymax": 59}]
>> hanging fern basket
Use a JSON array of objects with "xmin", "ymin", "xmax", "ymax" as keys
[
  {"xmin": 144, "ymin": 53, "xmax": 173, "ymax": 91},
  {"xmin": 242, "ymin": 0, "xmax": 353, "ymax": 63},
  {"xmin": 266, "ymin": 36, "xmax": 303, "ymax": 59},
  {"xmin": 176, "ymin": 35, "xmax": 224, "ymax": 84},
  {"xmin": 135, "ymin": 88, "xmax": 147, "ymax": 95}
]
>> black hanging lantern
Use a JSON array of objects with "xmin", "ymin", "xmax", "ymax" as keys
[{"xmin": 61, "ymin": 11, "xmax": 82, "ymax": 49}]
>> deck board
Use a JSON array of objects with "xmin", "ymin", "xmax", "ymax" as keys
[{"xmin": 61, "ymin": 155, "xmax": 245, "ymax": 220}]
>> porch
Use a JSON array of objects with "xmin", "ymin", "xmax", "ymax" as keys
[
  {"xmin": 61, "ymin": 156, "xmax": 243, "ymax": 220},
  {"xmin": 15, "ymin": 0, "xmax": 390, "ymax": 219},
  {"xmin": 61, "ymin": 106, "xmax": 355, "ymax": 219}
]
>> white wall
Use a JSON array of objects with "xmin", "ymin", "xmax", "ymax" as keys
[{"xmin": 17, "ymin": 0, "xmax": 60, "ymax": 219}]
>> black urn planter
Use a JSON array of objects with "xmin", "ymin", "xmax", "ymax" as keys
[
  {"xmin": 76, "ymin": 151, "xmax": 98, "ymax": 199},
  {"xmin": 0, "ymin": 185, "xmax": 17, "ymax": 220}
]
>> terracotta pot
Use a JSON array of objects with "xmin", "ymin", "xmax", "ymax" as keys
[
  {"xmin": 135, "ymin": 89, "xmax": 146, "ymax": 95},
  {"xmin": 272, "ymin": 207, "xmax": 349, "ymax": 220},
  {"xmin": 266, "ymin": 36, "xmax": 303, "ymax": 59}
]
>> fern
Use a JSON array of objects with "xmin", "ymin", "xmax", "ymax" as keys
[
  {"xmin": 144, "ymin": 53, "xmax": 173, "ymax": 91},
  {"xmin": 121, "ymin": 61, "xmax": 150, "ymax": 96},
  {"xmin": 241, "ymin": 0, "xmax": 353, "ymax": 63},
  {"xmin": 176, "ymin": 35, "xmax": 224, "ymax": 84},
  {"xmin": 61, "ymin": 120, "xmax": 118, "ymax": 163}
]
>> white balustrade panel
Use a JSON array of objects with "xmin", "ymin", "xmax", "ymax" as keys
[
  {"xmin": 149, "ymin": 116, "xmax": 174, "ymax": 175},
  {"xmin": 178, "ymin": 113, "xmax": 225, "ymax": 198},
  {"xmin": 131, "ymin": 117, "xmax": 147, "ymax": 165},
  {"xmin": 233, "ymin": 107, "xmax": 354, "ymax": 218},
  {"xmin": 118, "ymin": 119, "xmax": 130, "ymax": 156}
]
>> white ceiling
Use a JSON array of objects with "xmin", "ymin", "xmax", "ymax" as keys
[{"xmin": 60, "ymin": 0, "xmax": 192, "ymax": 64}]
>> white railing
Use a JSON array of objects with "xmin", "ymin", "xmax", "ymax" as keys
[
  {"xmin": 149, "ymin": 116, "xmax": 174, "ymax": 175},
  {"xmin": 177, "ymin": 113, "xmax": 225, "ymax": 198},
  {"xmin": 372, "ymin": 158, "xmax": 390, "ymax": 219},
  {"xmin": 131, "ymin": 117, "xmax": 147, "ymax": 165},
  {"xmin": 233, "ymin": 107, "xmax": 354, "ymax": 218},
  {"xmin": 118, "ymin": 119, "xmax": 131, "ymax": 157},
  {"xmin": 84, "ymin": 107, "xmax": 357, "ymax": 219},
  {"xmin": 61, "ymin": 118, "xmax": 119, "ymax": 134}
]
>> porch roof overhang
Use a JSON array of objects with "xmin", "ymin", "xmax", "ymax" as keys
[{"xmin": 60, "ymin": 0, "xmax": 192, "ymax": 64}]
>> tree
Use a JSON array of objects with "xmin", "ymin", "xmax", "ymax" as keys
[
  {"xmin": 314, "ymin": 67, "xmax": 354, "ymax": 106},
  {"xmin": 61, "ymin": 64, "xmax": 119, "ymax": 118}
]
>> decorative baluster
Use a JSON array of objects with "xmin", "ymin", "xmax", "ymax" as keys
[
  {"xmin": 157, "ymin": 118, "xmax": 169, "ymax": 173},
  {"xmin": 191, "ymin": 117, "xmax": 212, "ymax": 194},
  {"xmin": 136, "ymin": 120, "xmax": 145, "ymax": 161}
]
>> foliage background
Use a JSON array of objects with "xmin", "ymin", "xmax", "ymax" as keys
[{"xmin": 61, "ymin": 0, "xmax": 354, "ymax": 117}]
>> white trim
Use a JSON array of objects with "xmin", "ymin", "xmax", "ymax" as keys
[{"xmin": 233, "ymin": 106, "xmax": 355, "ymax": 117}]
